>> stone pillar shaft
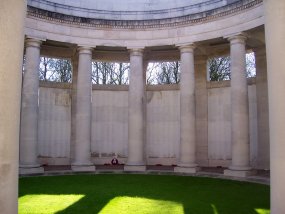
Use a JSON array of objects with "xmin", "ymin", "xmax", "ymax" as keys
[
  {"xmin": 264, "ymin": 0, "xmax": 285, "ymax": 213},
  {"xmin": 195, "ymin": 56, "xmax": 209, "ymax": 166},
  {"xmin": 20, "ymin": 39, "xmax": 43, "ymax": 173},
  {"xmin": 230, "ymin": 35, "xmax": 250, "ymax": 169},
  {"xmin": 175, "ymin": 44, "xmax": 199, "ymax": 173},
  {"xmin": 254, "ymin": 47, "xmax": 269, "ymax": 170},
  {"xmin": 224, "ymin": 34, "xmax": 254, "ymax": 177},
  {"xmin": 125, "ymin": 48, "xmax": 146, "ymax": 171},
  {"xmin": 70, "ymin": 53, "xmax": 79, "ymax": 162},
  {"xmin": 72, "ymin": 47, "xmax": 95, "ymax": 172},
  {"xmin": 0, "ymin": 0, "xmax": 26, "ymax": 213}
]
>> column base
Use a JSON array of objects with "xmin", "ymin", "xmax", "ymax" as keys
[
  {"xmin": 174, "ymin": 166, "xmax": 200, "ymax": 174},
  {"xmin": 71, "ymin": 165, "xmax": 96, "ymax": 172},
  {"xmin": 19, "ymin": 166, "xmax": 44, "ymax": 175},
  {"xmin": 224, "ymin": 169, "xmax": 257, "ymax": 178},
  {"xmin": 124, "ymin": 165, "xmax": 146, "ymax": 172}
]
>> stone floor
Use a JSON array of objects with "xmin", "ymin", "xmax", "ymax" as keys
[{"xmin": 38, "ymin": 165, "xmax": 270, "ymax": 185}]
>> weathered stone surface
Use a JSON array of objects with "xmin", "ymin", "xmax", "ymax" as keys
[
  {"xmin": 177, "ymin": 44, "xmax": 198, "ymax": 168},
  {"xmin": 71, "ymin": 165, "xmax": 95, "ymax": 172},
  {"xmin": 125, "ymin": 49, "xmax": 146, "ymax": 168},
  {"xmin": 25, "ymin": 1, "xmax": 264, "ymax": 48},
  {"xmin": 124, "ymin": 165, "xmax": 146, "ymax": 172},
  {"xmin": 224, "ymin": 34, "xmax": 252, "ymax": 176},
  {"xmin": 19, "ymin": 167, "xmax": 44, "ymax": 175},
  {"xmin": 20, "ymin": 38, "xmax": 44, "ymax": 175},
  {"xmin": 224, "ymin": 169, "xmax": 256, "ymax": 178},
  {"xmin": 0, "ymin": 1, "xmax": 26, "ymax": 213},
  {"xmin": 27, "ymin": 0, "xmax": 246, "ymax": 21},
  {"xmin": 264, "ymin": 0, "xmax": 285, "ymax": 213},
  {"xmin": 254, "ymin": 47, "xmax": 270, "ymax": 170},
  {"xmin": 174, "ymin": 166, "xmax": 200, "ymax": 174},
  {"xmin": 72, "ymin": 47, "xmax": 94, "ymax": 171}
]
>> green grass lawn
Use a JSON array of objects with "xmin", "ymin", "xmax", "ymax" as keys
[{"xmin": 19, "ymin": 174, "xmax": 270, "ymax": 214}]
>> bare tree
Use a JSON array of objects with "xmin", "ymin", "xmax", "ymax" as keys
[
  {"xmin": 246, "ymin": 52, "xmax": 256, "ymax": 78},
  {"xmin": 146, "ymin": 61, "xmax": 180, "ymax": 85},
  {"xmin": 39, "ymin": 57, "xmax": 51, "ymax": 81},
  {"xmin": 146, "ymin": 63, "xmax": 159, "ymax": 85},
  {"xmin": 39, "ymin": 57, "xmax": 72, "ymax": 82},
  {"xmin": 208, "ymin": 56, "xmax": 231, "ymax": 81},
  {"xmin": 208, "ymin": 52, "xmax": 256, "ymax": 81},
  {"xmin": 116, "ymin": 63, "xmax": 129, "ymax": 85},
  {"xmin": 92, "ymin": 61, "xmax": 129, "ymax": 85},
  {"xmin": 54, "ymin": 59, "xmax": 72, "ymax": 82}
]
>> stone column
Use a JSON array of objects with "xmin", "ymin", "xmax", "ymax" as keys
[
  {"xmin": 174, "ymin": 44, "xmax": 199, "ymax": 173},
  {"xmin": 71, "ymin": 46, "xmax": 95, "ymax": 172},
  {"xmin": 195, "ymin": 56, "xmax": 209, "ymax": 166},
  {"xmin": 224, "ymin": 34, "xmax": 254, "ymax": 177},
  {"xmin": 264, "ymin": 1, "xmax": 285, "ymax": 213},
  {"xmin": 254, "ymin": 47, "xmax": 269, "ymax": 170},
  {"xmin": 19, "ymin": 38, "xmax": 44, "ymax": 175},
  {"xmin": 0, "ymin": 1, "xmax": 26, "ymax": 213},
  {"xmin": 124, "ymin": 48, "xmax": 146, "ymax": 171},
  {"xmin": 70, "ymin": 52, "xmax": 79, "ymax": 163}
]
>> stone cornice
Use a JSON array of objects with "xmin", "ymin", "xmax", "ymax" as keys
[{"xmin": 27, "ymin": 0, "xmax": 262, "ymax": 29}]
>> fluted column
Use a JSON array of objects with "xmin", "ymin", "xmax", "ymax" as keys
[
  {"xmin": 71, "ymin": 46, "xmax": 95, "ymax": 172},
  {"xmin": 224, "ymin": 34, "xmax": 254, "ymax": 177},
  {"xmin": 264, "ymin": 0, "xmax": 285, "ymax": 213},
  {"xmin": 0, "ymin": 1, "xmax": 26, "ymax": 213},
  {"xmin": 19, "ymin": 38, "xmax": 44, "ymax": 175},
  {"xmin": 124, "ymin": 48, "xmax": 146, "ymax": 171},
  {"xmin": 174, "ymin": 44, "xmax": 199, "ymax": 173}
]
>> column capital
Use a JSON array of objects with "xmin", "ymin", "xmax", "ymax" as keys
[
  {"xmin": 226, "ymin": 33, "xmax": 247, "ymax": 45},
  {"xmin": 25, "ymin": 38, "xmax": 42, "ymax": 49},
  {"xmin": 129, "ymin": 48, "xmax": 144, "ymax": 56},
  {"xmin": 77, "ymin": 46, "xmax": 93, "ymax": 55},
  {"xmin": 178, "ymin": 44, "xmax": 196, "ymax": 53}
]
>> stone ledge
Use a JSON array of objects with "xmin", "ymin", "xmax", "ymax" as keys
[
  {"xmin": 92, "ymin": 84, "xmax": 129, "ymax": 91},
  {"xmin": 174, "ymin": 166, "xmax": 200, "ymax": 174},
  {"xmin": 146, "ymin": 84, "xmax": 180, "ymax": 91},
  {"xmin": 19, "ymin": 168, "xmax": 270, "ymax": 185},
  {"xmin": 71, "ymin": 165, "xmax": 96, "ymax": 172},
  {"xmin": 19, "ymin": 166, "xmax": 44, "ymax": 175},
  {"xmin": 124, "ymin": 165, "xmax": 146, "ymax": 172},
  {"xmin": 207, "ymin": 77, "xmax": 256, "ymax": 89},
  {"xmin": 39, "ymin": 81, "xmax": 71, "ymax": 89},
  {"xmin": 224, "ymin": 169, "xmax": 257, "ymax": 178}
]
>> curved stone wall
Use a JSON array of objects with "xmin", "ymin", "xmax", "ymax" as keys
[
  {"xmin": 23, "ymin": 0, "xmax": 267, "ymax": 170},
  {"xmin": 27, "ymin": 0, "xmax": 261, "ymax": 28},
  {"xmin": 37, "ymin": 81, "xmax": 259, "ymax": 167},
  {"xmin": 25, "ymin": 0, "xmax": 263, "ymax": 48},
  {"xmin": 28, "ymin": 0, "xmax": 243, "ymax": 21}
]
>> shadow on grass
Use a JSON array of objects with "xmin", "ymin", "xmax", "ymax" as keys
[{"xmin": 19, "ymin": 174, "xmax": 270, "ymax": 214}]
